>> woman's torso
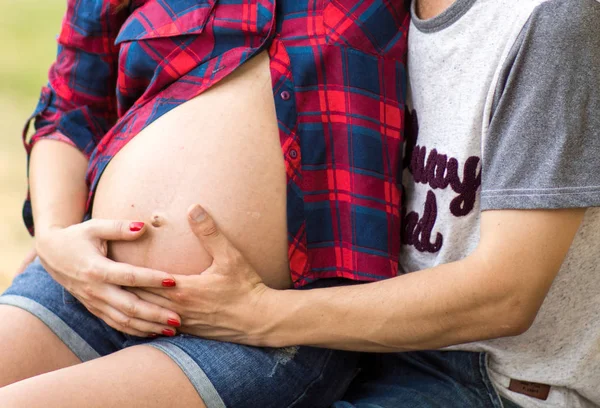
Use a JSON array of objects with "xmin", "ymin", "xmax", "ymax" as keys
[
  {"xmin": 92, "ymin": 52, "xmax": 291, "ymax": 289},
  {"xmin": 82, "ymin": 0, "xmax": 409, "ymax": 288}
]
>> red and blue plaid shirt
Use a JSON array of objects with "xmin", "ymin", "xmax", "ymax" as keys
[{"xmin": 23, "ymin": 0, "xmax": 409, "ymax": 287}]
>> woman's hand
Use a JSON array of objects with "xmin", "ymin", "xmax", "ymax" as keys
[
  {"xmin": 128, "ymin": 205, "xmax": 277, "ymax": 345},
  {"xmin": 36, "ymin": 220, "xmax": 182, "ymax": 337}
]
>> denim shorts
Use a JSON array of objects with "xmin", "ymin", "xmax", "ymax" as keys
[
  {"xmin": 0, "ymin": 259, "xmax": 361, "ymax": 408},
  {"xmin": 2, "ymin": 260, "xmax": 521, "ymax": 408}
]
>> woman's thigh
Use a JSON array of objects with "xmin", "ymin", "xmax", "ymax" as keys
[
  {"xmin": 0, "ymin": 345, "xmax": 204, "ymax": 407},
  {"xmin": 0, "ymin": 305, "xmax": 80, "ymax": 387},
  {"xmin": 0, "ymin": 258, "xmax": 109, "ymax": 388},
  {"xmin": 1, "ymin": 261, "xmax": 360, "ymax": 407}
]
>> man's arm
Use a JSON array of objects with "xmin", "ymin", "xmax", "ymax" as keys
[
  {"xmin": 135, "ymin": 205, "xmax": 583, "ymax": 351},
  {"xmin": 263, "ymin": 208, "xmax": 584, "ymax": 351}
]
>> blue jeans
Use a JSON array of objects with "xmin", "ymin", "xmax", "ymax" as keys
[
  {"xmin": 0, "ymin": 259, "xmax": 360, "ymax": 408},
  {"xmin": 335, "ymin": 351, "xmax": 521, "ymax": 407}
]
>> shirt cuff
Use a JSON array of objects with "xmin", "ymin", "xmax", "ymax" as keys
[{"xmin": 29, "ymin": 131, "xmax": 77, "ymax": 149}]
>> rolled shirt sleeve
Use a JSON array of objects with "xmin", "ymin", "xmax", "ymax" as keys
[{"xmin": 22, "ymin": 0, "xmax": 128, "ymax": 234}]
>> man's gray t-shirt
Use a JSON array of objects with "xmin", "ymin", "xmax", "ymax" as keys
[{"xmin": 404, "ymin": 0, "xmax": 600, "ymax": 406}]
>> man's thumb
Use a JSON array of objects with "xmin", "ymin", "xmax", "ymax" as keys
[{"xmin": 188, "ymin": 204, "xmax": 229, "ymax": 260}]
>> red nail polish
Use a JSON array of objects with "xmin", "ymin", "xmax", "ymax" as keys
[
  {"xmin": 162, "ymin": 279, "xmax": 176, "ymax": 287},
  {"xmin": 162, "ymin": 328, "xmax": 176, "ymax": 337},
  {"xmin": 167, "ymin": 319, "xmax": 181, "ymax": 328},
  {"xmin": 148, "ymin": 333, "xmax": 158, "ymax": 338},
  {"xmin": 129, "ymin": 222, "xmax": 145, "ymax": 232}
]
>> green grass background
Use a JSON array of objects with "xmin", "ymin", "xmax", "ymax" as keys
[{"xmin": 0, "ymin": 0, "xmax": 66, "ymax": 290}]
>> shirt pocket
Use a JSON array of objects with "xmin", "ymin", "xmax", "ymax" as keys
[
  {"xmin": 115, "ymin": 0, "xmax": 217, "ymax": 44},
  {"xmin": 114, "ymin": 0, "xmax": 218, "ymax": 109},
  {"xmin": 322, "ymin": 0, "xmax": 408, "ymax": 60}
]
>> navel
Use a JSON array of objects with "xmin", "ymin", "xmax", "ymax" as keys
[{"xmin": 151, "ymin": 212, "xmax": 166, "ymax": 228}]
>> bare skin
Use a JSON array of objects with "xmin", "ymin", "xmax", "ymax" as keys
[
  {"xmin": 8, "ymin": 1, "xmax": 572, "ymax": 406},
  {"xmin": 118, "ymin": 0, "xmax": 588, "ymax": 357},
  {"xmin": 0, "ymin": 208, "xmax": 216, "ymax": 407},
  {"xmin": 0, "ymin": 209, "xmax": 213, "ymax": 407},
  {"xmin": 1, "ymin": 48, "xmax": 286, "ymax": 408},
  {"xmin": 0, "ymin": 306, "xmax": 80, "ymax": 388},
  {"xmin": 131, "ymin": 204, "xmax": 585, "ymax": 351},
  {"xmin": 93, "ymin": 51, "xmax": 289, "ymax": 290},
  {"xmin": 29, "ymin": 140, "xmax": 179, "ymax": 337},
  {"xmin": 0, "ymin": 345, "xmax": 204, "ymax": 408},
  {"xmin": 415, "ymin": 0, "xmax": 457, "ymax": 19}
]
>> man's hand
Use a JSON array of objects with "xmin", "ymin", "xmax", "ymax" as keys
[{"xmin": 128, "ymin": 205, "xmax": 276, "ymax": 345}]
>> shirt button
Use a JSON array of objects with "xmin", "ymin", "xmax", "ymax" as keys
[
  {"xmin": 290, "ymin": 149, "xmax": 298, "ymax": 159},
  {"xmin": 280, "ymin": 90, "xmax": 291, "ymax": 101}
]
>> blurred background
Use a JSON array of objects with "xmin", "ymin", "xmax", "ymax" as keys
[{"xmin": 0, "ymin": 0, "xmax": 65, "ymax": 291}]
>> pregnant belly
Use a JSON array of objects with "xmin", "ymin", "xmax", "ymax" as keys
[{"xmin": 91, "ymin": 52, "xmax": 291, "ymax": 289}]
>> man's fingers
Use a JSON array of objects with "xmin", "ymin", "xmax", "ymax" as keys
[
  {"xmin": 89, "ymin": 258, "xmax": 176, "ymax": 288},
  {"xmin": 84, "ymin": 218, "xmax": 147, "ymax": 241},
  {"xmin": 187, "ymin": 204, "xmax": 239, "ymax": 261}
]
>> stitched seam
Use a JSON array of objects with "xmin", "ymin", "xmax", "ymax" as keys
[
  {"xmin": 483, "ymin": 185, "xmax": 600, "ymax": 193},
  {"xmin": 482, "ymin": 190, "xmax": 600, "ymax": 198},
  {"xmin": 478, "ymin": 353, "xmax": 505, "ymax": 408}
]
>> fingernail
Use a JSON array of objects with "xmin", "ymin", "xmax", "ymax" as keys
[
  {"xmin": 148, "ymin": 333, "xmax": 158, "ymax": 338},
  {"xmin": 189, "ymin": 205, "xmax": 206, "ymax": 222},
  {"xmin": 162, "ymin": 328, "xmax": 176, "ymax": 337},
  {"xmin": 167, "ymin": 319, "xmax": 181, "ymax": 327},
  {"xmin": 162, "ymin": 279, "xmax": 176, "ymax": 287},
  {"xmin": 129, "ymin": 222, "xmax": 145, "ymax": 232}
]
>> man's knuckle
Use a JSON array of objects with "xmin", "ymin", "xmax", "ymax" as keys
[
  {"xmin": 82, "ymin": 284, "xmax": 95, "ymax": 297},
  {"xmin": 84, "ymin": 261, "xmax": 105, "ymax": 281},
  {"xmin": 80, "ymin": 260, "xmax": 95, "ymax": 277},
  {"xmin": 88, "ymin": 265, "xmax": 109, "ymax": 283},
  {"xmin": 100, "ymin": 269, "xmax": 113, "ymax": 284}
]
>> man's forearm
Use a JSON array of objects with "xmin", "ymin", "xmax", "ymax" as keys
[
  {"xmin": 264, "ymin": 255, "xmax": 521, "ymax": 352},
  {"xmin": 262, "ymin": 209, "xmax": 584, "ymax": 352},
  {"xmin": 30, "ymin": 139, "xmax": 89, "ymax": 234}
]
